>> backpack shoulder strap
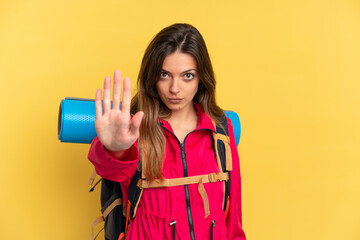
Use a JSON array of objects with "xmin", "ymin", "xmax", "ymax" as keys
[
  {"xmin": 213, "ymin": 116, "xmax": 232, "ymax": 216},
  {"xmin": 128, "ymin": 167, "xmax": 143, "ymax": 219},
  {"xmin": 214, "ymin": 117, "xmax": 233, "ymax": 171}
]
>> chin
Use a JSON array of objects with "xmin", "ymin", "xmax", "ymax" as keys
[{"xmin": 167, "ymin": 105, "xmax": 184, "ymax": 112}]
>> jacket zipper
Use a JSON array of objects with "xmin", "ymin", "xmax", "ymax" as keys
[
  {"xmin": 161, "ymin": 126, "xmax": 214, "ymax": 240},
  {"xmin": 180, "ymin": 142, "xmax": 195, "ymax": 240}
]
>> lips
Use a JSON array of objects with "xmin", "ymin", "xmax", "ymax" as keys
[{"xmin": 168, "ymin": 98, "xmax": 183, "ymax": 104}]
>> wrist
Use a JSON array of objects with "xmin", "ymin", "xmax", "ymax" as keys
[{"xmin": 106, "ymin": 148, "xmax": 128, "ymax": 159}]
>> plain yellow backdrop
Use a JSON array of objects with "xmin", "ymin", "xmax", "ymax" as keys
[{"xmin": 1, "ymin": 0, "xmax": 359, "ymax": 239}]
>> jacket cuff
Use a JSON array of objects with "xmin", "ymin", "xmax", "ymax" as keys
[{"xmin": 88, "ymin": 137, "xmax": 139, "ymax": 182}]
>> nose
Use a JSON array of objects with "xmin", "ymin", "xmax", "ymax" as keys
[{"xmin": 169, "ymin": 78, "xmax": 180, "ymax": 94}]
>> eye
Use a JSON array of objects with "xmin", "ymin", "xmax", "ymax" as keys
[
  {"xmin": 184, "ymin": 73, "xmax": 194, "ymax": 80},
  {"xmin": 160, "ymin": 72, "xmax": 168, "ymax": 79}
]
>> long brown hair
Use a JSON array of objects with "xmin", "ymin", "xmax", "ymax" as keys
[{"xmin": 131, "ymin": 23, "xmax": 225, "ymax": 179}]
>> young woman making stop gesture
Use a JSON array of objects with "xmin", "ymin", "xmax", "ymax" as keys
[{"xmin": 88, "ymin": 23, "xmax": 246, "ymax": 240}]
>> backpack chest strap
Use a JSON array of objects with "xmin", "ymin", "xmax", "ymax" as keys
[
  {"xmin": 137, "ymin": 172, "xmax": 229, "ymax": 218},
  {"xmin": 138, "ymin": 172, "xmax": 229, "ymax": 189}
]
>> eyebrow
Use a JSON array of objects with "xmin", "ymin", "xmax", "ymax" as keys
[{"xmin": 161, "ymin": 68, "xmax": 197, "ymax": 74}]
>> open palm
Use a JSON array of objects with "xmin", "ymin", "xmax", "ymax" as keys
[{"xmin": 94, "ymin": 70, "xmax": 143, "ymax": 152}]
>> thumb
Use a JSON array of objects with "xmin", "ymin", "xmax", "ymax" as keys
[{"xmin": 130, "ymin": 111, "xmax": 144, "ymax": 136}]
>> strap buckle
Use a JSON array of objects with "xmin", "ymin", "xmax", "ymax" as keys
[
  {"xmin": 137, "ymin": 179, "xmax": 143, "ymax": 189},
  {"xmin": 208, "ymin": 173, "xmax": 222, "ymax": 182}
]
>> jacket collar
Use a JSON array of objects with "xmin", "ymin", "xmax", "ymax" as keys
[{"xmin": 158, "ymin": 103, "xmax": 216, "ymax": 133}]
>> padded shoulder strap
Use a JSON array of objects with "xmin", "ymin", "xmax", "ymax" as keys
[
  {"xmin": 128, "ymin": 162, "xmax": 144, "ymax": 219},
  {"xmin": 215, "ymin": 116, "xmax": 228, "ymax": 135},
  {"xmin": 214, "ymin": 116, "xmax": 232, "ymax": 214},
  {"xmin": 215, "ymin": 117, "xmax": 233, "ymax": 171}
]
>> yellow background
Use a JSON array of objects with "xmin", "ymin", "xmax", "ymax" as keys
[{"xmin": 1, "ymin": 0, "xmax": 359, "ymax": 239}]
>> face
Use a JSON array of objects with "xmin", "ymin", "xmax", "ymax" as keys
[{"xmin": 156, "ymin": 51, "xmax": 199, "ymax": 115}]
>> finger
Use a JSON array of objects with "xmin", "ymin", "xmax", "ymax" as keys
[
  {"xmin": 95, "ymin": 88, "xmax": 103, "ymax": 120},
  {"xmin": 112, "ymin": 70, "xmax": 121, "ymax": 111},
  {"xmin": 121, "ymin": 77, "xmax": 131, "ymax": 114},
  {"xmin": 130, "ymin": 111, "xmax": 144, "ymax": 136},
  {"xmin": 103, "ymin": 76, "xmax": 111, "ymax": 114}
]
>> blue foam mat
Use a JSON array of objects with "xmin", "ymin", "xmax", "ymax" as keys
[{"xmin": 58, "ymin": 97, "xmax": 241, "ymax": 145}]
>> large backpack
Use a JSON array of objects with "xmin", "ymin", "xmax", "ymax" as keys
[{"xmin": 89, "ymin": 117, "xmax": 232, "ymax": 240}]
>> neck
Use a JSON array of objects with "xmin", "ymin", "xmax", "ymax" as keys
[{"xmin": 165, "ymin": 104, "xmax": 198, "ymax": 127}]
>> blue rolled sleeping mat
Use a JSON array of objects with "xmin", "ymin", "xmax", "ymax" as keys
[{"xmin": 58, "ymin": 97, "xmax": 241, "ymax": 146}]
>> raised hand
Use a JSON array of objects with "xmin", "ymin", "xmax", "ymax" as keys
[{"xmin": 94, "ymin": 70, "xmax": 144, "ymax": 153}]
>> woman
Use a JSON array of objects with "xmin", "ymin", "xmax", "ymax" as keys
[{"xmin": 88, "ymin": 23, "xmax": 246, "ymax": 240}]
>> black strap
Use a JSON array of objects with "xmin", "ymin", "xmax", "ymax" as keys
[
  {"xmin": 215, "ymin": 116, "xmax": 231, "ymax": 212},
  {"xmin": 128, "ymin": 168, "xmax": 143, "ymax": 218}
]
